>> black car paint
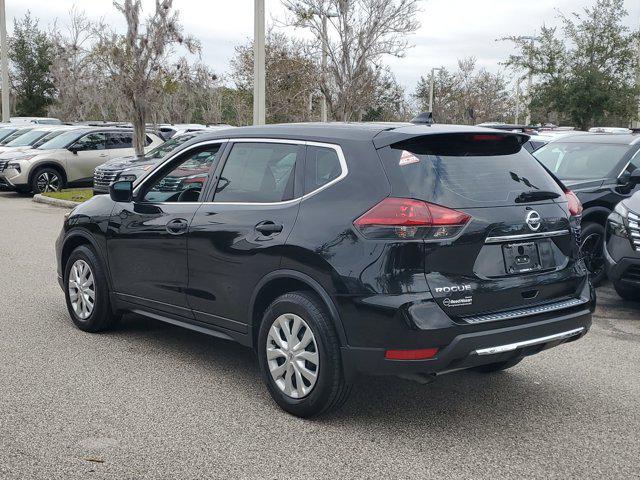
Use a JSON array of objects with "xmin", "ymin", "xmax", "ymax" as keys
[
  {"xmin": 605, "ymin": 191, "xmax": 640, "ymax": 289},
  {"xmin": 56, "ymin": 123, "xmax": 594, "ymax": 379}
]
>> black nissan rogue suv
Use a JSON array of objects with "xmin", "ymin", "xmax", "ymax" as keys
[{"xmin": 56, "ymin": 123, "xmax": 594, "ymax": 417}]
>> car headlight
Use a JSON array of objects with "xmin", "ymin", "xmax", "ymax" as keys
[{"xmin": 7, "ymin": 162, "xmax": 21, "ymax": 172}]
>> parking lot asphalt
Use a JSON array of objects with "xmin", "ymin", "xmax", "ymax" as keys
[{"xmin": 0, "ymin": 191, "xmax": 639, "ymax": 480}]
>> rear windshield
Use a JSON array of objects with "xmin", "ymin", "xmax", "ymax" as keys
[
  {"xmin": 379, "ymin": 133, "xmax": 563, "ymax": 208},
  {"xmin": 534, "ymin": 142, "xmax": 629, "ymax": 180}
]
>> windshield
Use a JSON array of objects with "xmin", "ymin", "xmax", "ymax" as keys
[
  {"xmin": 1, "ymin": 128, "xmax": 32, "ymax": 145},
  {"xmin": 5, "ymin": 129, "xmax": 49, "ymax": 147},
  {"xmin": 37, "ymin": 129, "xmax": 89, "ymax": 150},
  {"xmin": 0, "ymin": 127, "xmax": 17, "ymax": 142},
  {"xmin": 138, "ymin": 133, "xmax": 201, "ymax": 161},
  {"xmin": 32, "ymin": 130, "xmax": 65, "ymax": 148},
  {"xmin": 534, "ymin": 142, "xmax": 630, "ymax": 180}
]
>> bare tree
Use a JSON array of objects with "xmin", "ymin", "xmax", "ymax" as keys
[
  {"xmin": 282, "ymin": 0, "xmax": 421, "ymax": 121},
  {"xmin": 94, "ymin": 0, "xmax": 199, "ymax": 155},
  {"xmin": 414, "ymin": 58, "xmax": 515, "ymax": 125},
  {"xmin": 231, "ymin": 32, "xmax": 320, "ymax": 124}
]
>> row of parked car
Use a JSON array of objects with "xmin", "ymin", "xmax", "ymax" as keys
[{"xmin": 0, "ymin": 123, "xmax": 230, "ymax": 194}]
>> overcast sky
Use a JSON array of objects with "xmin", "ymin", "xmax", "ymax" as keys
[{"xmin": 6, "ymin": 0, "xmax": 640, "ymax": 95}]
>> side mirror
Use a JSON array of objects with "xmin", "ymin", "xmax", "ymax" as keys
[
  {"xmin": 109, "ymin": 180, "xmax": 133, "ymax": 203},
  {"xmin": 68, "ymin": 145, "xmax": 79, "ymax": 155},
  {"xmin": 630, "ymin": 168, "xmax": 640, "ymax": 186}
]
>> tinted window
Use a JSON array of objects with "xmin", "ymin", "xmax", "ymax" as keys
[
  {"xmin": 304, "ymin": 146, "xmax": 342, "ymax": 193},
  {"xmin": 37, "ymin": 128, "xmax": 92, "ymax": 150},
  {"xmin": 73, "ymin": 133, "xmax": 106, "ymax": 151},
  {"xmin": 379, "ymin": 134, "xmax": 563, "ymax": 208},
  {"xmin": 143, "ymin": 145, "xmax": 222, "ymax": 203},
  {"xmin": 535, "ymin": 142, "xmax": 630, "ymax": 180},
  {"xmin": 214, "ymin": 142, "xmax": 299, "ymax": 203},
  {"xmin": 106, "ymin": 132, "xmax": 133, "ymax": 149}
]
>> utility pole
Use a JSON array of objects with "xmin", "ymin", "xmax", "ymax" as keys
[
  {"xmin": 0, "ymin": 0, "xmax": 9, "ymax": 123},
  {"xmin": 317, "ymin": 10, "xmax": 338, "ymax": 122},
  {"xmin": 253, "ymin": 0, "xmax": 265, "ymax": 126},
  {"xmin": 514, "ymin": 79, "xmax": 521, "ymax": 125},
  {"xmin": 635, "ymin": 16, "xmax": 640, "ymax": 129},
  {"xmin": 519, "ymin": 35, "xmax": 539, "ymax": 126},
  {"xmin": 428, "ymin": 67, "xmax": 441, "ymax": 113}
]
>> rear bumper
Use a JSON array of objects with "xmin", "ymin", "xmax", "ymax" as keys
[{"xmin": 341, "ymin": 306, "xmax": 591, "ymax": 378}]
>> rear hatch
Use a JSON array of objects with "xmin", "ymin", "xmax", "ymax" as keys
[{"xmin": 377, "ymin": 132, "xmax": 586, "ymax": 321}]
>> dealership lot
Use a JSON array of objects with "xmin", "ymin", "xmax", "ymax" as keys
[{"xmin": 0, "ymin": 191, "xmax": 638, "ymax": 479}]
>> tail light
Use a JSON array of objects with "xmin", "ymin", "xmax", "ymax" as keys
[
  {"xmin": 353, "ymin": 197, "xmax": 471, "ymax": 240},
  {"xmin": 564, "ymin": 190, "xmax": 583, "ymax": 216}
]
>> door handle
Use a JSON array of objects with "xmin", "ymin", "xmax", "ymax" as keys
[
  {"xmin": 166, "ymin": 218, "xmax": 189, "ymax": 235},
  {"xmin": 255, "ymin": 221, "xmax": 283, "ymax": 235}
]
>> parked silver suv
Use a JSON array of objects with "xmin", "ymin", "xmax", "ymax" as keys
[{"xmin": 0, "ymin": 127, "xmax": 163, "ymax": 193}]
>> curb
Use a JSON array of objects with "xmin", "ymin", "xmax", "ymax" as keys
[{"xmin": 32, "ymin": 193, "xmax": 81, "ymax": 209}]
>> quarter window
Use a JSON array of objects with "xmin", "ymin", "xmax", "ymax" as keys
[
  {"xmin": 142, "ymin": 145, "xmax": 223, "ymax": 203},
  {"xmin": 214, "ymin": 142, "xmax": 300, "ymax": 203},
  {"xmin": 304, "ymin": 145, "xmax": 342, "ymax": 193}
]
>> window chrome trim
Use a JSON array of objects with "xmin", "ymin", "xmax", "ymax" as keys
[
  {"xmin": 484, "ymin": 229, "xmax": 570, "ymax": 244},
  {"xmin": 133, "ymin": 137, "xmax": 349, "ymax": 206},
  {"xmin": 617, "ymin": 149, "xmax": 640, "ymax": 178}
]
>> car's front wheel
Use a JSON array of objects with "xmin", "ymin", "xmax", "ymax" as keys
[
  {"xmin": 257, "ymin": 291, "xmax": 351, "ymax": 417},
  {"xmin": 64, "ymin": 245, "xmax": 120, "ymax": 332},
  {"xmin": 580, "ymin": 222, "xmax": 606, "ymax": 286},
  {"xmin": 613, "ymin": 281, "xmax": 640, "ymax": 301},
  {"xmin": 31, "ymin": 167, "xmax": 64, "ymax": 194}
]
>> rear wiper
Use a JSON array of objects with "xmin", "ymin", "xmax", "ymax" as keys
[{"xmin": 515, "ymin": 190, "xmax": 560, "ymax": 203}]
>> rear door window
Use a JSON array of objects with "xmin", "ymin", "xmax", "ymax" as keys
[
  {"xmin": 106, "ymin": 132, "xmax": 133, "ymax": 149},
  {"xmin": 378, "ymin": 133, "xmax": 563, "ymax": 208}
]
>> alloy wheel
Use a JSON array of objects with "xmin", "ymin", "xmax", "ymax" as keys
[
  {"xmin": 36, "ymin": 172, "xmax": 60, "ymax": 192},
  {"xmin": 266, "ymin": 313, "xmax": 319, "ymax": 399},
  {"xmin": 580, "ymin": 231, "xmax": 605, "ymax": 278},
  {"xmin": 68, "ymin": 259, "xmax": 95, "ymax": 320}
]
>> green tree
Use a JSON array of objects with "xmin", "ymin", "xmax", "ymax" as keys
[
  {"xmin": 10, "ymin": 12, "xmax": 55, "ymax": 116},
  {"xmin": 504, "ymin": 0, "xmax": 639, "ymax": 129}
]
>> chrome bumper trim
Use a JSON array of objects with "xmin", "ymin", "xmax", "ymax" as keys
[
  {"xmin": 473, "ymin": 327, "xmax": 585, "ymax": 356},
  {"xmin": 463, "ymin": 297, "xmax": 588, "ymax": 324},
  {"xmin": 485, "ymin": 229, "xmax": 570, "ymax": 244}
]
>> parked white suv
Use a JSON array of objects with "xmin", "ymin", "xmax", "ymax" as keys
[{"xmin": 0, "ymin": 127, "xmax": 163, "ymax": 193}]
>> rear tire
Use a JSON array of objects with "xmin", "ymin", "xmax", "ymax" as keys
[
  {"xmin": 64, "ymin": 245, "xmax": 120, "ymax": 333},
  {"xmin": 257, "ymin": 291, "xmax": 351, "ymax": 418},
  {"xmin": 580, "ymin": 222, "xmax": 606, "ymax": 286},
  {"xmin": 31, "ymin": 166, "xmax": 65, "ymax": 194},
  {"xmin": 613, "ymin": 281, "xmax": 640, "ymax": 301},
  {"xmin": 472, "ymin": 356, "xmax": 523, "ymax": 373}
]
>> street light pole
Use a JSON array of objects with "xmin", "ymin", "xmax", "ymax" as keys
[
  {"xmin": 253, "ymin": 0, "xmax": 266, "ymax": 126},
  {"xmin": 519, "ymin": 35, "xmax": 539, "ymax": 126},
  {"xmin": 428, "ymin": 67, "xmax": 441, "ymax": 113},
  {"xmin": 0, "ymin": 0, "xmax": 9, "ymax": 123}
]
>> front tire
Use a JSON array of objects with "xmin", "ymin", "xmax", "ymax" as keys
[
  {"xmin": 31, "ymin": 167, "xmax": 64, "ymax": 194},
  {"xmin": 580, "ymin": 222, "xmax": 606, "ymax": 286},
  {"xmin": 64, "ymin": 245, "xmax": 120, "ymax": 332},
  {"xmin": 257, "ymin": 291, "xmax": 351, "ymax": 418},
  {"xmin": 613, "ymin": 281, "xmax": 640, "ymax": 301}
]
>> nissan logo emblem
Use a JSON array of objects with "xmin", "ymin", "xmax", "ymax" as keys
[{"xmin": 525, "ymin": 210, "xmax": 542, "ymax": 231}]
